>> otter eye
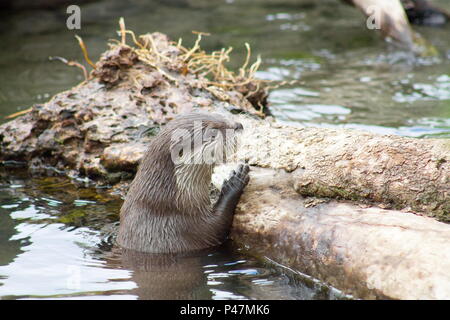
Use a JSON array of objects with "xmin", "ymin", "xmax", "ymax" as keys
[
  {"xmin": 234, "ymin": 122, "xmax": 243, "ymax": 131},
  {"xmin": 208, "ymin": 128, "xmax": 218, "ymax": 139},
  {"xmin": 179, "ymin": 149, "xmax": 183, "ymax": 157}
]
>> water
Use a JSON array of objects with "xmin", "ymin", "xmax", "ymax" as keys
[{"xmin": 0, "ymin": 0, "xmax": 449, "ymax": 299}]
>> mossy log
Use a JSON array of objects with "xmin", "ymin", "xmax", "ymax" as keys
[
  {"xmin": 212, "ymin": 118, "xmax": 449, "ymax": 299},
  {"xmin": 213, "ymin": 165, "xmax": 450, "ymax": 299},
  {"xmin": 233, "ymin": 117, "xmax": 449, "ymax": 221}
]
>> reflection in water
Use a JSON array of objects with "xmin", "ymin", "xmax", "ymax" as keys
[
  {"xmin": 0, "ymin": 206, "xmax": 23, "ymax": 269},
  {"xmin": 0, "ymin": 169, "xmax": 347, "ymax": 300}
]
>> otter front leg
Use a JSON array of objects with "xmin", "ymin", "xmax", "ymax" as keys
[{"xmin": 212, "ymin": 164, "xmax": 250, "ymax": 241}]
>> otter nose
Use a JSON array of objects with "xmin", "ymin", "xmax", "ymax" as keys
[{"xmin": 234, "ymin": 122, "xmax": 243, "ymax": 131}]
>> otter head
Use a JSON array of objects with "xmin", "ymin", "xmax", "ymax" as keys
[
  {"xmin": 168, "ymin": 112, "xmax": 243, "ymax": 167},
  {"xmin": 166, "ymin": 112, "xmax": 243, "ymax": 210}
]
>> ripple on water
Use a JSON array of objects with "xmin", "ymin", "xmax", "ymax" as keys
[{"xmin": 393, "ymin": 75, "xmax": 450, "ymax": 103}]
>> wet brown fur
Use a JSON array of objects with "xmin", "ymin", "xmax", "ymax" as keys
[{"xmin": 117, "ymin": 112, "xmax": 244, "ymax": 253}]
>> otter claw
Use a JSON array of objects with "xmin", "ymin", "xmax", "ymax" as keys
[{"xmin": 221, "ymin": 164, "xmax": 250, "ymax": 195}]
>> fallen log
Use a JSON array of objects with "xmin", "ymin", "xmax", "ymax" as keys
[
  {"xmin": 212, "ymin": 165, "xmax": 450, "ymax": 300},
  {"xmin": 233, "ymin": 117, "xmax": 449, "ymax": 221}
]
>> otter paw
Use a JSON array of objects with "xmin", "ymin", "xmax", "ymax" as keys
[{"xmin": 221, "ymin": 164, "xmax": 250, "ymax": 196}]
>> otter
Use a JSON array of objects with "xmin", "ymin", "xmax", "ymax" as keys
[{"xmin": 117, "ymin": 112, "xmax": 249, "ymax": 253}]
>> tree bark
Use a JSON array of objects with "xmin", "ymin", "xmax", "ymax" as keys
[
  {"xmin": 212, "ymin": 165, "xmax": 450, "ymax": 299},
  {"xmin": 232, "ymin": 117, "xmax": 449, "ymax": 221}
]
